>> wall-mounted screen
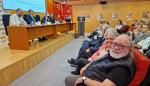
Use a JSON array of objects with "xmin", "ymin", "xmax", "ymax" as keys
[{"xmin": 2, "ymin": 0, "xmax": 46, "ymax": 12}]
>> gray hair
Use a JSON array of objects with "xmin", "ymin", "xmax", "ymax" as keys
[
  {"xmin": 16, "ymin": 8, "xmax": 22, "ymax": 12},
  {"xmin": 28, "ymin": 9, "xmax": 33, "ymax": 13},
  {"xmin": 104, "ymin": 28, "xmax": 119, "ymax": 39}
]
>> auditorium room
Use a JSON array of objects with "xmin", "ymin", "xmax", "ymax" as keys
[{"xmin": 0, "ymin": 0, "xmax": 150, "ymax": 86}]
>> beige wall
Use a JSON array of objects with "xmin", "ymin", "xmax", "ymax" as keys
[{"xmin": 72, "ymin": 1, "xmax": 150, "ymax": 32}]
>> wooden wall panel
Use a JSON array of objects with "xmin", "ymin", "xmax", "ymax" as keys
[
  {"xmin": 0, "ymin": 33, "xmax": 75, "ymax": 86},
  {"xmin": 72, "ymin": 1, "xmax": 150, "ymax": 32},
  {"xmin": 46, "ymin": 0, "xmax": 54, "ymax": 14},
  {"xmin": 73, "ymin": 4, "xmax": 101, "ymax": 32}
]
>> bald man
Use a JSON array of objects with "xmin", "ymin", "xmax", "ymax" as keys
[{"xmin": 65, "ymin": 34, "xmax": 135, "ymax": 86}]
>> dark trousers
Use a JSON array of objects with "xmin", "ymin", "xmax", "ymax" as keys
[
  {"xmin": 74, "ymin": 58, "xmax": 90, "ymax": 74},
  {"xmin": 146, "ymin": 49, "xmax": 150, "ymax": 58},
  {"xmin": 77, "ymin": 40, "xmax": 92, "ymax": 59}
]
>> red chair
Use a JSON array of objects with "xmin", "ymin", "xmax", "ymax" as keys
[{"xmin": 129, "ymin": 49, "xmax": 150, "ymax": 86}]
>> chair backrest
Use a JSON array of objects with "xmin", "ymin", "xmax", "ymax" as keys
[
  {"xmin": 140, "ymin": 65, "xmax": 150, "ymax": 86},
  {"xmin": 2, "ymin": 14, "xmax": 10, "ymax": 35},
  {"xmin": 129, "ymin": 49, "xmax": 150, "ymax": 86}
]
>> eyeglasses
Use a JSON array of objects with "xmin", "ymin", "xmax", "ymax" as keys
[
  {"xmin": 105, "ymin": 38, "xmax": 114, "ymax": 40},
  {"xmin": 111, "ymin": 42, "xmax": 130, "ymax": 49}
]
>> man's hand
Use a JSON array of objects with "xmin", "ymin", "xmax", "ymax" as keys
[
  {"xmin": 80, "ymin": 66, "xmax": 86, "ymax": 76},
  {"xmin": 80, "ymin": 63, "xmax": 91, "ymax": 76},
  {"xmin": 74, "ymin": 77, "xmax": 83, "ymax": 86}
]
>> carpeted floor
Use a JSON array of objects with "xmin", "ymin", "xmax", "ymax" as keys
[{"xmin": 9, "ymin": 38, "xmax": 85, "ymax": 86}]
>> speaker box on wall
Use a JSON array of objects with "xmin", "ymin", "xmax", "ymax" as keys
[{"xmin": 100, "ymin": 1, "xmax": 107, "ymax": 4}]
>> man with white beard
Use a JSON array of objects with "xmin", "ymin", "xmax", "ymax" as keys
[{"xmin": 65, "ymin": 34, "xmax": 135, "ymax": 86}]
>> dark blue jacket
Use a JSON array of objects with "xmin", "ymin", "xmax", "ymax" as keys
[{"xmin": 23, "ymin": 14, "xmax": 35, "ymax": 24}]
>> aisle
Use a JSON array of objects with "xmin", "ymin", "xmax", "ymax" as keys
[{"xmin": 10, "ymin": 38, "xmax": 85, "ymax": 86}]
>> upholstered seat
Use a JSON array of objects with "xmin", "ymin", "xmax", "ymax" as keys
[{"xmin": 129, "ymin": 49, "xmax": 150, "ymax": 86}]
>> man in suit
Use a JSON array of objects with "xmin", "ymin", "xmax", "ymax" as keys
[
  {"xmin": 9, "ymin": 8, "xmax": 27, "ymax": 26},
  {"xmin": 24, "ymin": 9, "xmax": 35, "ymax": 25}
]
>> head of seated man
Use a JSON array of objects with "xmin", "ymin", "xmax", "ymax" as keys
[
  {"xmin": 28, "ymin": 9, "xmax": 34, "ymax": 15},
  {"xmin": 9, "ymin": 8, "xmax": 27, "ymax": 26},
  {"xmin": 109, "ymin": 34, "xmax": 132, "ymax": 59},
  {"xmin": 65, "ymin": 34, "xmax": 135, "ymax": 86},
  {"xmin": 140, "ymin": 21, "xmax": 150, "ymax": 34},
  {"xmin": 16, "ymin": 8, "xmax": 23, "ymax": 17}
]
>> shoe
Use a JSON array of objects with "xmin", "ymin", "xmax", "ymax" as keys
[
  {"xmin": 67, "ymin": 58, "xmax": 75, "ymax": 64},
  {"xmin": 70, "ymin": 64, "xmax": 78, "ymax": 67},
  {"xmin": 38, "ymin": 38, "xmax": 43, "ymax": 42},
  {"xmin": 87, "ymin": 35, "xmax": 91, "ymax": 39},
  {"xmin": 71, "ymin": 70, "xmax": 80, "ymax": 75},
  {"xmin": 42, "ymin": 37, "xmax": 48, "ymax": 41}
]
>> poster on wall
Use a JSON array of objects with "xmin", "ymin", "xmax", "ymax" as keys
[
  {"xmin": 126, "ymin": 12, "xmax": 133, "ymax": 20},
  {"xmin": 85, "ymin": 14, "xmax": 90, "ymax": 22},
  {"xmin": 97, "ymin": 13, "xmax": 103, "ymax": 21},
  {"xmin": 142, "ymin": 11, "xmax": 149, "ymax": 20},
  {"xmin": 112, "ymin": 12, "xmax": 118, "ymax": 20}
]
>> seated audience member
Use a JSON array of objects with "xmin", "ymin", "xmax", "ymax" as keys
[
  {"xmin": 129, "ymin": 49, "xmax": 150, "ymax": 86},
  {"xmin": 67, "ymin": 25, "xmax": 110, "ymax": 64},
  {"xmin": 87, "ymin": 21, "xmax": 105, "ymax": 40},
  {"xmin": 116, "ymin": 25, "xmax": 129, "ymax": 34},
  {"xmin": 70, "ymin": 35, "xmax": 104, "ymax": 61},
  {"xmin": 102, "ymin": 21, "xmax": 110, "ymax": 32},
  {"xmin": 128, "ymin": 24, "xmax": 143, "ymax": 41},
  {"xmin": 114, "ymin": 19, "xmax": 123, "ymax": 30},
  {"xmin": 123, "ymin": 21, "xmax": 128, "ymax": 25},
  {"xmin": 132, "ymin": 25, "xmax": 143, "ymax": 44},
  {"xmin": 132, "ymin": 20, "xmax": 139, "ymax": 28},
  {"xmin": 134, "ymin": 23, "xmax": 150, "ymax": 44},
  {"xmin": 9, "ymin": 8, "xmax": 27, "ymax": 26},
  {"xmin": 70, "ymin": 29, "xmax": 118, "ymax": 75},
  {"xmin": 65, "ymin": 34, "xmax": 135, "ymax": 86},
  {"xmin": 134, "ymin": 36, "xmax": 150, "ymax": 54},
  {"xmin": 23, "ymin": 9, "xmax": 35, "ymax": 25},
  {"xmin": 146, "ymin": 48, "xmax": 150, "ymax": 58}
]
